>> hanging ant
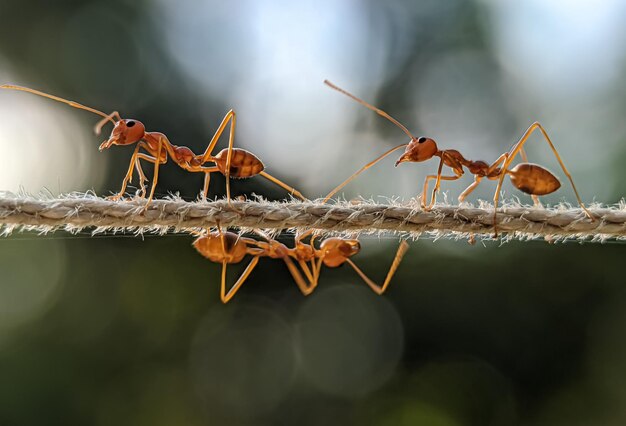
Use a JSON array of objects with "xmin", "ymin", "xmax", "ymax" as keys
[
  {"xmin": 322, "ymin": 80, "xmax": 595, "ymax": 236},
  {"xmin": 192, "ymin": 225, "xmax": 409, "ymax": 303},
  {"xmin": 0, "ymin": 84, "xmax": 306, "ymax": 206},
  {"xmin": 192, "ymin": 227, "xmax": 317, "ymax": 303}
]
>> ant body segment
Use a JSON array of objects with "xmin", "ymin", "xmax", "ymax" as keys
[
  {"xmin": 0, "ymin": 84, "xmax": 306, "ymax": 206},
  {"xmin": 323, "ymin": 80, "xmax": 594, "ymax": 236}
]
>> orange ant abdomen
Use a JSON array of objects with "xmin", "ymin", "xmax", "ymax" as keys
[
  {"xmin": 508, "ymin": 163, "xmax": 561, "ymax": 195},
  {"xmin": 193, "ymin": 231, "xmax": 248, "ymax": 263},
  {"xmin": 214, "ymin": 148, "xmax": 265, "ymax": 178}
]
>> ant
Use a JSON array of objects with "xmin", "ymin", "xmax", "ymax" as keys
[
  {"xmin": 322, "ymin": 80, "xmax": 594, "ymax": 236},
  {"xmin": 0, "ymin": 84, "xmax": 306, "ymax": 206},
  {"xmin": 192, "ymin": 227, "xmax": 317, "ymax": 303},
  {"xmin": 192, "ymin": 225, "xmax": 409, "ymax": 303}
]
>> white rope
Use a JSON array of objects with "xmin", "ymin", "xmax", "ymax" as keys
[{"xmin": 0, "ymin": 192, "xmax": 624, "ymax": 241}]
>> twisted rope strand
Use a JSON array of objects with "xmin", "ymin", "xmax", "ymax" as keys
[{"xmin": 0, "ymin": 193, "xmax": 625, "ymax": 241}]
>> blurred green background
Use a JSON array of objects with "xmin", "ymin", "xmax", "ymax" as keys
[{"xmin": 1, "ymin": 0, "xmax": 626, "ymax": 425}]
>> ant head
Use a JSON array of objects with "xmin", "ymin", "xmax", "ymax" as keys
[
  {"xmin": 99, "ymin": 119, "xmax": 146, "ymax": 151},
  {"xmin": 320, "ymin": 238, "xmax": 361, "ymax": 267},
  {"xmin": 395, "ymin": 136, "xmax": 438, "ymax": 166}
]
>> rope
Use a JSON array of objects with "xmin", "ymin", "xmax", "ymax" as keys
[{"xmin": 0, "ymin": 192, "xmax": 624, "ymax": 241}]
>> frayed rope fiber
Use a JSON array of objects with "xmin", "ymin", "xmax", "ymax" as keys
[{"xmin": 1, "ymin": 192, "xmax": 625, "ymax": 240}]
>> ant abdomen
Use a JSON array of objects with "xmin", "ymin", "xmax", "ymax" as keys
[
  {"xmin": 508, "ymin": 163, "xmax": 561, "ymax": 195},
  {"xmin": 193, "ymin": 231, "xmax": 248, "ymax": 263},
  {"xmin": 214, "ymin": 148, "xmax": 264, "ymax": 178}
]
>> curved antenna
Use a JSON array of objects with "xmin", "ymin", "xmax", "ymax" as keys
[
  {"xmin": 322, "ymin": 143, "xmax": 408, "ymax": 203},
  {"xmin": 0, "ymin": 84, "xmax": 116, "ymax": 126},
  {"xmin": 324, "ymin": 80, "xmax": 415, "ymax": 140}
]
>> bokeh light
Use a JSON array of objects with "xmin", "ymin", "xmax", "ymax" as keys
[
  {"xmin": 189, "ymin": 302, "xmax": 296, "ymax": 420},
  {"xmin": 296, "ymin": 285, "xmax": 404, "ymax": 398}
]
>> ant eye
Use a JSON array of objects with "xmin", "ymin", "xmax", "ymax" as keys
[
  {"xmin": 126, "ymin": 120, "xmax": 136, "ymax": 127},
  {"xmin": 418, "ymin": 137, "xmax": 427, "ymax": 143}
]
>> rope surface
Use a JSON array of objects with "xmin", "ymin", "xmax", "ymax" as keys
[{"xmin": 1, "ymin": 193, "xmax": 624, "ymax": 241}]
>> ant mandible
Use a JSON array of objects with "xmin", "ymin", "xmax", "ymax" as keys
[
  {"xmin": 322, "ymin": 80, "xmax": 595, "ymax": 236},
  {"xmin": 0, "ymin": 84, "xmax": 306, "ymax": 206}
]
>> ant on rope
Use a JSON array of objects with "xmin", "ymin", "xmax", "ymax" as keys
[
  {"xmin": 0, "ymin": 84, "xmax": 306, "ymax": 206},
  {"xmin": 193, "ymin": 221, "xmax": 409, "ymax": 303},
  {"xmin": 192, "ymin": 226, "xmax": 317, "ymax": 303},
  {"xmin": 322, "ymin": 80, "xmax": 595, "ymax": 236}
]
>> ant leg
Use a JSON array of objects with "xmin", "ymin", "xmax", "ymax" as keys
[
  {"xmin": 519, "ymin": 147, "xmax": 530, "ymax": 163},
  {"xmin": 486, "ymin": 153, "xmax": 507, "ymax": 175},
  {"xmin": 200, "ymin": 167, "xmax": 220, "ymax": 200},
  {"xmin": 421, "ymin": 157, "xmax": 462, "ymax": 209},
  {"xmin": 293, "ymin": 232, "xmax": 320, "ymax": 283},
  {"xmin": 220, "ymin": 257, "xmax": 261, "ymax": 303},
  {"xmin": 458, "ymin": 176, "xmax": 483, "ymax": 203},
  {"xmin": 119, "ymin": 152, "xmax": 166, "ymax": 200},
  {"xmin": 144, "ymin": 137, "xmax": 164, "ymax": 208},
  {"xmin": 296, "ymin": 229, "xmax": 315, "ymax": 243},
  {"xmin": 198, "ymin": 110, "xmax": 236, "ymax": 203},
  {"xmin": 94, "ymin": 111, "xmax": 121, "ymax": 135},
  {"xmin": 421, "ymin": 157, "xmax": 443, "ymax": 208},
  {"xmin": 322, "ymin": 144, "xmax": 408, "ymax": 203},
  {"xmin": 492, "ymin": 156, "xmax": 509, "ymax": 237},
  {"xmin": 132, "ymin": 152, "xmax": 167, "ymax": 199},
  {"xmin": 483, "ymin": 152, "xmax": 509, "ymax": 236},
  {"xmin": 424, "ymin": 175, "xmax": 462, "ymax": 209},
  {"xmin": 248, "ymin": 230, "xmax": 316, "ymax": 294},
  {"xmin": 258, "ymin": 171, "xmax": 307, "ymax": 201},
  {"xmin": 297, "ymin": 259, "xmax": 318, "ymax": 289},
  {"xmin": 108, "ymin": 141, "xmax": 149, "ymax": 200},
  {"xmin": 313, "ymin": 257, "xmax": 325, "ymax": 283},
  {"xmin": 134, "ymin": 157, "xmax": 148, "ymax": 198},
  {"xmin": 501, "ymin": 122, "xmax": 592, "ymax": 218},
  {"xmin": 200, "ymin": 110, "xmax": 236, "ymax": 162},
  {"xmin": 282, "ymin": 256, "xmax": 317, "ymax": 296},
  {"xmin": 344, "ymin": 241, "xmax": 409, "ymax": 295}
]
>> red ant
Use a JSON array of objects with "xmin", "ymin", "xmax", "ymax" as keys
[
  {"xmin": 192, "ymin": 226, "xmax": 409, "ymax": 303},
  {"xmin": 192, "ymin": 227, "xmax": 316, "ymax": 303},
  {"xmin": 0, "ymin": 84, "xmax": 306, "ymax": 206},
  {"xmin": 322, "ymin": 80, "xmax": 595, "ymax": 236}
]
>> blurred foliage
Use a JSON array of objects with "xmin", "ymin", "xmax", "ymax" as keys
[{"xmin": 1, "ymin": 0, "xmax": 626, "ymax": 425}]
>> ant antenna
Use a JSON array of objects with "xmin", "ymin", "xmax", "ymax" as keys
[
  {"xmin": 0, "ymin": 84, "xmax": 116, "ymax": 126},
  {"xmin": 324, "ymin": 80, "xmax": 415, "ymax": 140}
]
